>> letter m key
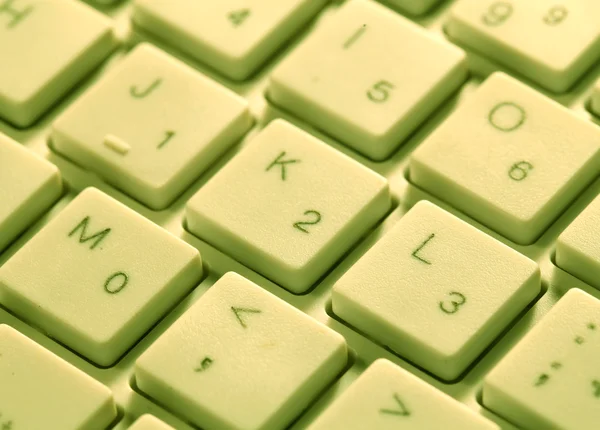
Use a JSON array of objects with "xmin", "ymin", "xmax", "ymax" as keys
[{"xmin": 68, "ymin": 216, "xmax": 111, "ymax": 250}]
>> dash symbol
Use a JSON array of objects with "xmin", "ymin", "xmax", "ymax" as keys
[{"xmin": 103, "ymin": 134, "xmax": 130, "ymax": 156}]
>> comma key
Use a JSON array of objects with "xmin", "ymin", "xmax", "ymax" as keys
[{"xmin": 136, "ymin": 272, "xmax": 347, "ymax": 430}]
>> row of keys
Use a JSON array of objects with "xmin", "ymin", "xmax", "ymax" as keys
[{"xmin": 0, "ymin": 271, "xmax": 501, "ymax": 430}]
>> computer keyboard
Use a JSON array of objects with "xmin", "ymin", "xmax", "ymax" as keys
[{"xmin": 1, "ymin": 0, "xmax": 600, "ymax": 429}]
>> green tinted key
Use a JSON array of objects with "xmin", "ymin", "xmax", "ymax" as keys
[{"xmin": 0, "ymin": 324, "xmax": 116, "ymax": 430}]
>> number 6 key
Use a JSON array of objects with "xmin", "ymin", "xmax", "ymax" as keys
[{"xmin": 410, "ymin": 72, "xmax": 600, "ymax": 245}]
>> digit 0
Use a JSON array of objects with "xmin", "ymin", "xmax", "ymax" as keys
[
  {"xmin": 508, "ymin": 161, "xmax": 533, "ymax": 181},
  {"xmin": 482, "ymin": 1, "xmax": 513, "ymax": 26},
  {"xmin": 543, "ymin": 6, "xmax": 568, "ymax": 25}
]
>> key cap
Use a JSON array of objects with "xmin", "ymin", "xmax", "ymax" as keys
[
  {"xmin": 332, "ymin": 200, "xmax": 540, "ymax": 380},
  {"xmin": 186, "ymin": 120, "xmax": 390, "ymax": 293},
  {"xmin": 136, "ymin": 272, "xmax": 347, "ymax": 430},
  {"xmin": 410, "ymin": 72, "xmax": 600, "ymax": 245},
  {"xmin": 52, "ymin": 43, "xmax": 251, "ymax": 210},
  {"xmin": 0, "ymin": 188, "xmax": 203, "ymax": 366},
  {"xmin": 309, "ymin": 359, "xmax": 499, "ymax": 430},
  {"xmin": 381, "ymin": 0, "xmax": 443, "ymax": 16},
  {"xmin": 0, "ymin": 324, "xmax": 117, "ymax": 429},
  {"xmin": 591, "ymin": 78, "xmax": 600, "ymax": 116},
  {"xmin": 556, "ymin": 194, "xmax": 600, "ymax": 289},
  {"xmin": 447, "ymin": 0, "xmax": 600, "ymax": 93},
  {"xmin": 129, "ymin": 415, "xmax": 174, "ymax": 430},
  {"xmin": 0, "ymin": 0, "xmax": 115, "ymax": 127},
  {"xmin": 0, "ymin": 133, "xmax": 62, "ymax": 252},
  {"xmin": 484, "ymin": 289, "xmax": 600, "ymax": 430},
  {"xmin": 269, "ymin": 0, "xmax": 467, "ymax": 161},
  {"xmin": 132, "ymin": 0, "xmax": 327, "ymax": 81}
]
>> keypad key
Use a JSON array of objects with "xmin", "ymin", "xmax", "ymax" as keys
[
  {"xmin": 132, "ymin": 0, "xmax": 327, "ymax": 80},
  {"xmin": 129, "ymin": 415, "xmax": 174, "ymax": 430},
  {"xmin": 381, "ymin": 0, "xmax": 443, "ymax": 16},
  {"xmin": 556, "ymin": 194, "xmax": 600, "ymax": 290},
  {"xmin": 332, "ymin": 200, "xmax": 540, "ymax": 380},
  {"xmin": 591, "ymin": 78, "xmax": 600, "ymax": 116},
  {"xmin": 52, "ymin": 43, "xmax": 252, "ymax": 210},
  {"xmin": 309, "ymin": 359, "xmax": 499, "ymax": 430},
  {"xmin": 269, "ymin": 0, "xmax": 467, "ymax": 160},
  {"xmin": 186, "ymin": 119, "xmax": 390, "ymax": 293},
  {"xmin": 0, "ymin": 133, "xmax": 62, "ymax": 252},
  {"xmin": 484, "ymin": 289, "xmax": 600, "ymax": 430},
  {"xmin": 447, "ymin": 0, "xmax": 600, "ymax": 92},
  {"xmin": 0, "ymin": 0, "xmax": 115, "ymax": 126},
  {"xmin": 410, "ymin": 72, "xmax": 600, "ymax": 245},
  {"xmin": 0, "ymin": 188, "xmax": 203, "ymax": 366},
  {"xmin": 136, "ymin": 272, "xmax": 347, "ymax": 430},
  {"xmin": 0, "ymin": 324, "xmax": 117, "ymax": 429}
]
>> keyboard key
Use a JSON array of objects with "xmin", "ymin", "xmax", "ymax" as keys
[
  {"xmin": 269, "ymin": 0, "xmax": 467, "ymax": 160},
  {"xmin": 333, "ymin": 200, "xmax": 540, "ymax": 380},
  {"xmin": 136, "ymin": 272, "xmax": 347, "ymax": 430},
  {"xmin": 0, "ymin": 324, "xmax": 117, "ymax": 429},
  {"xmin": 0, "ymin": 133, "xmax": 62, "ymax": 252},
  {"xmin": 186, "ymin": 119, "xmax": 390, "ymax": 293},
  {"xmin": 381, "ymin": 0, "xmax": 443, "ymax": 16},
  {"xmin": 0, "ymin": 188, "xmax": 203, "ymax": 366},
  {"xmin": 410, "ymin": 72, "xmax": 600, "ymax": 244},
  {"xmin": 447, "ymin": 0, "xmax": 600, "ymax": 92},
  {"xmin": 132, "ymin": 0, "xmax": 327, "ymax": 80},
  {"xmin": 591, "ymin": 78, "xmax": 600, "ymax": 116},
  {"xmin": 309, "ymin": 359, "xmax": 499, "ymax": 430},
  {"xmin": 483, "ymin": 289, "xmax": 600, "ymax": 430},
  {"xmin": 0, "ymin": 0, "xmax": 115, "ymax": 126},
  {"xmin": 129, "ymin": 415, "xmax": 174, "ymax": 430},
  {"xmin": 556, "ymin": 194, "xmax": 600, "ymax": 289},
  {"xmin": 52, "ymin": 43, "xmax": 251, "ymax": 210}
]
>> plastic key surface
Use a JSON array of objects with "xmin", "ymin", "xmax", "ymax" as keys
[
  {"xmin": 136, "ymin": 272, "xmax": 347, "ymax": 430},
  {"xmin": 269, "ymin": 0, "xmax": 467, "ymax": 160},
  {"xmin": 129, "ymin": 415, "xmax": 175, "ymax": 430},
  {"xmin": 133, "ymin": 0, "xmax": 327, "ymax": 80},
  {"xmin": 52, "ymin": 43, "xmax": 252, "ymax": 210},
  {"xmin": 410, "ymin": 72, "xmax": 600, "ymax": 245},
  {"xmin": 556, "ymin": 194, "xmax": 600, "ymax": 290},
  {"xmin": 186, "ymin": 119, "xmax": 390, "ymax": 293},
  {"xmin": 483, "ymin": 289, "xmax": 600, "ymax": 430},
  {"xmin": 333, "ymin": 200, "xmax": 540, "ymax": 380},
  {"xmin": 447, "ymin": 0, "xmax": 600, "ymax": 92},
  {"xmin": 0, "ymin": 0, "xmax": 115, "ymax": 126},
  {"xmin": 0, "ymin": 324, "xmax": 117, "ymax": 430},
  {"xmin": 0, "ymin": 133, "xmax": 62, "ymax": 252},
  {"xmin": 0, "ymin": 188, "xmax": 203, "ymax": 366},
  {"xmin": 309, "ymin": 359, "xmax": 499, "ymax": 430}
]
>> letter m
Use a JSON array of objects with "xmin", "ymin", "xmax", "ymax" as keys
[{"xmin": 68, "ymin": 216, "xmax": 111, "ymax": 250}]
